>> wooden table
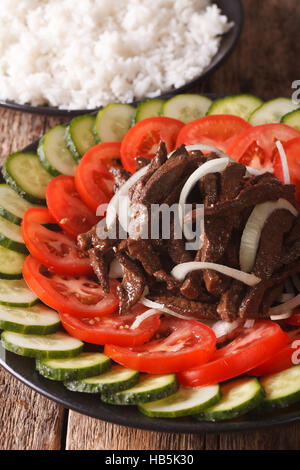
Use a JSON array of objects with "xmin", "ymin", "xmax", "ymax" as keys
[{"xmin": 0, "ymin": 0, "xmax": 299, "ymax": 450}]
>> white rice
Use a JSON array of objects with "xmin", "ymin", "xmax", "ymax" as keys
[{"xmin": 0, "ymin": 0, "xmax": 232, "ymax": 110}]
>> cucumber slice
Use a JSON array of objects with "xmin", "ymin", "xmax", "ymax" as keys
[
  {"xmin": 0, "ymin": 279, "xmax": 38, "ymax": 307},
  {"xmin": 249, "ymin": 98, "xmax": 299, "ymax": 125},
  {"xmin": 162, "ymin": 94, "xmax": 212, "ymax": 124},
  {"xmin": 134, "ymin": 99, "xmax": 165, "ymax": 123},
  {"xmin": 0, "ymin": 214, "xmax": 27, "ymax": 253},
  {"xmin": 207, "ymin": 94, "xmax": 263, "ymax": 120},
  {"xmin": 198, "ymin": 377, "xmax": 264, "ymax": 422},
  {"xmin": 281, "ymin": 109, "xmax": 300, "ymax": 132},
  {"xmin": 2, "ymin": 152, "xmax": 52, "ymax": 204},
  {"xmin": 64, "ymin": 115, "xmax": 96, "ymax": 162},
  {"xmin": 1, "ymin": 330, "xmax": 83, "ymax": 359},
  {"xmin": 261, "ymin": 365, "xmax": 300, "ymax": 409},
  {"xmin": 93, "ymin": 103, "xmax": 135, "ymax": 143},
  {"xmin": 38, "ymin": 126, "xmax": 77, "ymax": 176},
  {"xmin": 64, "ymin": 365, "xmax": 139, "ymax": 394},
  {"xmin": 0, "ymin": 184, "xmax": 41, "ymax": 225},
  {"xmin": 0, "ymin": 303, "xmax": 60, "ymax": 334},
  {"xmin": 0, "ymin": 246, "xmax": 26, "ymax": 279},
  {"xmin": 36, "ymin": 352, "xmax": 111, "ymax": 381},
  {"xmin": 101, "ymin": 373, "xmax": 178, "ymax": 405},
  {"xmin": 139, "ymin": 384, "xmax": 220, "ymax": 418}
]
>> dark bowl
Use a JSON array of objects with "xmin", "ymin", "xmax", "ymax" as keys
[{"xmin": 0, "ymin": 0, "xmax": 243, "ymax": 117}]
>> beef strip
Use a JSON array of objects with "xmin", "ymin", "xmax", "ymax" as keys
[
  {"xmin": 109, "ymin": 167, "xmax": 131, "ymax": 193},
  {"xmin": 135, "ymin": 156, "xmax": 151, "ymax": 171},
  {"xmin": 88, "ymin": 247, "xmax": 113, "ymax": 293},
  {"xmin": 115, "ymin": 251, "xmax": 146, "ymax": 314}
]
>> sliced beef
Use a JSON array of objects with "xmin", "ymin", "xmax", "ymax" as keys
[
  {"xmin": 88, "ymin": 247, "xmax": 113, "ymax": 293},
  {"xmin": 217, "ymin": 281, "xmax": 245, "ymax": 321},
  {"xmin": 109, "ymin": 167, "xmax": 131, "ymax": 193},
  {"xmin": 115, "ymin": 252, "xmax": 146, "ymax": 314},
  {"xmin": 135, "ymin": 156, "xmax": 151, "ymax": 171}
]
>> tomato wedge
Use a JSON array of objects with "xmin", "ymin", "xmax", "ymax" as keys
[
  {"xmin": 23, "ymin": 255, "xmax": 119, "ymax": 317},
  {"xmin": 176, "ymin": 115, "xmax": 251, "ymax": 152},
  {"xmin": 177, "ymin": 321, "xmax": 288, "ymax": 387},
  {"xmin": 273, "ymin": 137, "xmax": 300, "ymax": 205},
  {"xmin": 21, "ymin": 208, "xmax": 92, "ymax": 275},
  {"xmin": 46, "ymin": 175, "xmax": 99, "ymax": 238},
  {"xmin": 120, "ymin": 117, "xmax": 184, "ymax": 173},
  {"xmin": 75, "ymin": 143, "xmax": 117, "ymax": 213},
  {"xmin": 60, "ymin": 305, "xmax": 160, "ymax": 347},
  {"xmin": 248, "ymin": 330, "xmax": 300, "ymax": 376},
  {"xmin": 104, "ymin": 317, "xmax": 216, "ymax": 374},
  {"xmin": 227, "ymin": 123, "xmax": 300, "ymax": 169}
]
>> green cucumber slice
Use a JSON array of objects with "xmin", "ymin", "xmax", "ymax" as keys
[
  {"xmin": 1, "ymin": 330, "xmax": 83, "ymax": 359},
  {"xmin": 101, "ymin": 373, "xmax": 178, "ymax": 405},
  {"xmin": 281, "ymin": 109, "xmax": 300, "ymax": 132},
  {"xmin": 64, "ymin": 365, "xmax": 139, "ymax": 394},
  {"xmin": 0, "ymin": 184, "xmax": 41, "ymax": 225},
  {"xmin": 0, "ymin": 279, "xmax": 38, "ymax": 307},
  {"xmin": 162, "ymin": 94, "xmax": 212, "ymax": 123},
  {"xmin": 198, "ymin": 377, "xmax": 264, "ymax": 422},
  {"xmin": 0, "ymin": 303, "xmax": 60, "ymax": 334},
  {"xmin": 261, "ymin": 365, "xmax": 300, "ymax": 409},
  {"xmin": 249, "ymin": 98, "xmax": 299, "ymax": 125},
  {"xmin": 0, "ymin": 214, "xmax": 27, "ymax": 253},
  {"xmin": 0, "ymin": 246, "xmax": 26, "ymax": 279},
  {"xmin": 93, "ymin": 103, "xmax": 135, "ymax": 143},
  {"xmin": 37, "ymin": 126, "xmax": 77, "ymax": 176},
  {"xmin": 139, "ymin": 384, "xmax": 220, "ymax": 418},
  {"xmin": 64, "ymin": 115, "xmax": 96, "ymax": 162},
  {"xmin": 2, "ymin": 152, "xmax": 52, "ymax": 204},
  {"xmin": 134, "ymin": 99, "xmax": 165, "ymax": 122},
  {"xmin": 36, "ymin": 352, "xmax": 111, "ymax": 381},
  {"xmin": 207, "ymin": 94, "xmax": 263, "ymax": 120}
]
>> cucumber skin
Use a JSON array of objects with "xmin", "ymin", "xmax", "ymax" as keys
[
  {"xmin": 0, "ymin": 272, "xmax": 23, "ymax": 280},
  {"xmin": 0, "ymin": 318, "xmax": 60, "ymax": 335},
  {"xmin": 64, "ymin": 371, "xmax": 140, "ymax": 394},
  {"xmin": 2, "ymin": 154, "xmax": 47, "ymax": 205},
  {"xmin": 0, "ymin": 297, "xmax": 39, "ymax": 308},
  {"xmin": 207, "ymin": 94, "xmax": 263, "ymax": 118},
  {"xmin": 37, "ymin": 135, "xmax": 61, "ymax": 177},
  {"xmin": 100, "ymin": 376, "xmax": 179, "ymax": 405},
  {"xmin": 64, "ymin": 126, "xmax": 81, "ymax": 162},
  {"xmin": 93, "ymin": 103, "xmax": 136, "ymax": 143},
  {"xmin": 1, "ymin": 334, "xmax": 83, "ymax": 360},
  {"xmin": 197, "ymin": 383, "xmax": 265, "ymax": 422},
  {"xmin": 134, "ymin": 99, "xmax": 164, "ymax": 123},
  {"xmin": 0, "ymin": 206, "xmax": 22, "ymax": 225},
  {"xmin": 138, "ymin": 387, "xmax": 221, "ymax": 419},
  {"xmin": 0, "ymin": 232, "xmax": 28, "ymax": 255},
  {"xmin": 36, "ymin": 356, "xmax": 111, "ymax": 382}
]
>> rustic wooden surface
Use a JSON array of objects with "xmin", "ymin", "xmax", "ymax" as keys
[{"xmin": 0, "ymin": 0, "xmax": 300, "ymax": 450}]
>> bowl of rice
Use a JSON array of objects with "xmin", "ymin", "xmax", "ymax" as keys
[{"xmin": 0, "ymin": 0, "xmax": 243, "ymax": 115}]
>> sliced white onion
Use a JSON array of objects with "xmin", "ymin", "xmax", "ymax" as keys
[
  {"xmin": 106, "ymin": 165, "xmax": 149, "ymax": 230},
  {"xmin": 139, "ymin": 297, "xmax": 197, "ymax": 321},
  {"xmin": 171, "ymin": 262, "xmax": 261, "ymax": 286},
  {"xmin": 211, "ymin": 319, "xmax": 241, "ymax": 339},
  {"xmin": 276, "ymin": 140, "xmax": 290, "ymax": 185},
  {"xmin": 244, "ymin": 319, "xmax": 255, "ymax": 328},
  {"xmin": 245, "ymin": 166, "xmax": 274, "ymax": 176},
  {"xmin": 130, "ymin": 308, "xmax": 160, "ymax": 330},
  {"xmin": 269, "ymin": 293, "xmax": 300, "ymax": 319},
  {"xmin": 109, "ymin": 259, "xmax": 124, "ymax": 279},
  {"xmin": 240, "ymin": 199, "xmax": 298, "ymax": 273}
]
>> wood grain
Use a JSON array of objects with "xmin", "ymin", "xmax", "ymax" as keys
[{"xmin": 0, "ymin": 0, "xmax": 300, "ymax": 450}]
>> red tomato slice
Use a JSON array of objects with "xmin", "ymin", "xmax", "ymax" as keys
[
  {"xmin": 60, "ymin": 304, "xmax": 160, "ymax": 347},
  {"xmin": 21, "ymin": 208, "xmax": 92, "ymax": 275},
  {"xmin": 46, "ymin": 175, "xmax": 99, "ymax": 238},
  {"xmin": 23, "ymin": 255, "xmax": 119, "ymax": 317},
  {"xmin": 273, "ymin": 137, "xmax": 300, "ymax": 205},
  {"xmin": 176, "ymin": 115, "xmax": 251, "ymax": 152},
  {"xmin": 120, "ymin": 117, "xmax": 184, "ymax": 173},
  {"xmin": 227, "ymin": 123, "xmax": 300, "ymax": 169},
  {"xmin": 285, "ymin": 308, "xmax": 300, "ymax": 326},
  {"xmin": 248, "ymin": 330, "xmax": 300, "ymax": 376},
  {"xmin": 75, "ymin": 143, "xmax": 117, "ymax": 213},
  {"xmin": 177, "ymin": 321, "xmax": 288, "ymax": 387},
  {"xmin": 104, "ymin": 317, "xmax": 216, "ymax": 374}
]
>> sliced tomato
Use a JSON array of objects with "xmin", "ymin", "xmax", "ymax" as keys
[
  {"xmin": 75, "ymin": 143, "xmax": 117, "ymax": 213},
  {"xmin": 104, "ymin": 317, "xmax": 216, "ymax": 374},
  {"xmin": 177, "ymin": 321, "xmax": 288, "ymax": 387},
  {"xmin": 273, "ymin": 137, "xmax": 300, "ymax": 205},
  {"xmin": 120, "ymin": 117, "xmax": 184, "ymax": 173},
  {"xmin": 46, "ymin": 175, "xmax": 99, "ymax": 238},
  {"xmin": 176, "ymin": 115, "xmax": 251, "ymax": 152},
  {"xmin": 285, "ymin": 308, "xmax": 300, "ymax": 326},
  {"xmin": 21, "ymin": 208, "xmax": 92, "ymax": 275},
  {"xmin": 248, "ymin": 330, "xmax": 300, "ymax": 376},
  {"xmin": 227, "ymin": 123, "xmax": 300, "ymax": 170},
  {"xmin": 23, "ymin": 255, "xmax": 119, "ymax": 316},
  {"xmin": 60, "ymin": 304, "xmax": 160, "ymax": 347}
]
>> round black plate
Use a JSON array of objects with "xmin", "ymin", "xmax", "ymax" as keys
[{"xmin": 0, "ymin": 0, "xmax": 243, "ymax": 117}]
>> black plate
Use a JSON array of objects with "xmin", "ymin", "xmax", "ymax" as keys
[{"xmin": 0, "ymin": 0, "xmax": 243, "ymax": 117}]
